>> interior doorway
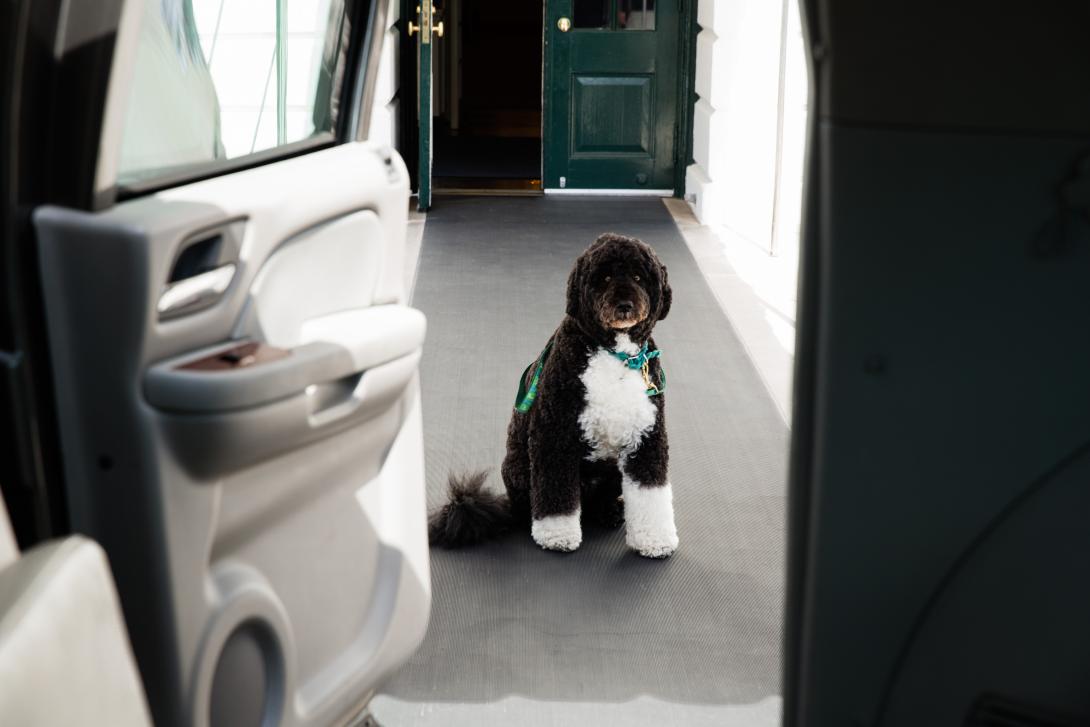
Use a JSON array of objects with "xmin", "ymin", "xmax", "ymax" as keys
[{"xmin": 432, "ymin": 0, "xmax": 544, "ymax": 194}]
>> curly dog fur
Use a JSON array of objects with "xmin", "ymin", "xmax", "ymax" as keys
[{"xmin": 429, "ymin": 233, "xmax": 678, "ymax": 558}]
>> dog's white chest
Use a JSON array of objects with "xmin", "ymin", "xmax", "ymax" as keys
[{"xmin": 578, "ymin": 345, "xmax": 657, "ymax": 461}]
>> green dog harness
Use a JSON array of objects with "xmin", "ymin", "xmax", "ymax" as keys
[
  {"xmin": 611, "ymin": 341, "xmax": 660, "ymax": 370},
  {"xmin": 514, "ymin": 338, "xmax": 665, "ymax": 413},
  {"xmin": 514, "ymin": 339, "xmax": 554, "ymax": 413}
]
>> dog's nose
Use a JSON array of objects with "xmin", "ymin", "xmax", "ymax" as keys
[{"xmin": 617, "ymin": 301, "xmax": 634, "ymax": 315}]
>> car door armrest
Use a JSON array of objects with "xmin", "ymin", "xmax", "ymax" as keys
[{"xmin": 144, "ymin": 305, "xmax": 426, "ymax": 413}]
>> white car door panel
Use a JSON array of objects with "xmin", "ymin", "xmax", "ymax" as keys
[{"xmin": 32, "ymin": 142, "xmax": 430, "ymax": 727}]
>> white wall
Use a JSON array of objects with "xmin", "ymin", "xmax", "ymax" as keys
[{"xmin": 687, "ymin": 0, "xmax": 807, "ymax": 257}]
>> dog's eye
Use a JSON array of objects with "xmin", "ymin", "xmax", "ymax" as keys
[
  {"xmin": 604, "ymin": 276, "xmax": 611, "ymax": 282},
  {"xmin": 634, "ymin": 275, "xmax": 640, "ymax": 282}
]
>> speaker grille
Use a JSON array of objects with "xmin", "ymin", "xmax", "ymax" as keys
[{"xmin": 209, "ymin": 621, "xmax": 282, "ymax": 727}]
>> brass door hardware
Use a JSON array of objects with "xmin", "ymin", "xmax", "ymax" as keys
[
  {"xmin": 557, "ymin": 16, "xmax": 571, "ymax": 32},
  {"xmin": 408, "ymin": 4, "xmax": 441, "ymax": 42}
]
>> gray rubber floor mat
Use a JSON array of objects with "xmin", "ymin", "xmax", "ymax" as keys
[{"xmin": 373, "ymin": 197, "xmax": 787, "ymax": 727}]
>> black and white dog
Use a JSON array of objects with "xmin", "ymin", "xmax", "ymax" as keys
[{"xmin": 430, "ymin": 233, "xmax": 677, "ymax": 558}]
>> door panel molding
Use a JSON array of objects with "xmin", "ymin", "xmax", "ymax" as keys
[
  {"xmin": 571, "ymin": 74, "xmax": 655, "ymax": 157},
  {"xmin": 246, "ymin": 210, "xmax": 390, "ymax": 345},
  {"xmin": 33, "ymin": 142, "xmax": 428, "ymax": 727}
]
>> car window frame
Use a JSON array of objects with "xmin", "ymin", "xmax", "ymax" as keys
[{"xmin": 99, "ymin": 0, "xmax": 383, "ymax": 208}]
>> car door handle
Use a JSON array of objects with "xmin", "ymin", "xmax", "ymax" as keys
[{"xmin": 158, "ymin": 263, "xmax": 237, "ymax": 319}]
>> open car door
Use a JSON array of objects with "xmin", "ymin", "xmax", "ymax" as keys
[{"xmin": 3, "ymin": 1, "xmax": 430, "ymax": 725}]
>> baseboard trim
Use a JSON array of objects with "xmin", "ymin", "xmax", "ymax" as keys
[{"xmin": 543, "ymin": 188, "xmax": 674, "ymax": 197}]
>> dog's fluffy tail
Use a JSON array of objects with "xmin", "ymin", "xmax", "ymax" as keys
[{"xmin": 428, "ymin": 470, "xmax": 511, "ymax": 548}]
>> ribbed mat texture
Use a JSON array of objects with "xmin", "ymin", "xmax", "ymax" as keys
[{"xmin": 375, "ymin": 197, "xmax": 787, "ymax": 726}]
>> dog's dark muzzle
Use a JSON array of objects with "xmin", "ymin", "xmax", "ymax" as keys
[{"xmin": 598, "ymin": 282, "xmax": 650, "ymax": 327}]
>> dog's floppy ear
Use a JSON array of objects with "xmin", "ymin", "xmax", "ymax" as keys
[
  {"xmin": 566, "ymin": 253, "xmax": 586, "ymax": 318},
  {"xmin": 657, "ymin": 263, "xmax": 672, "ymax": 321}
]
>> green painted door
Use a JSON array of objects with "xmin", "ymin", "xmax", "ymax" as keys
[
  {"xmin": 545, "ymin": 0, "xmax": 680, "ymax": 191},
  {"xmin": 413, "ymin": 2, "xmax": 438, "ymax": 210}
]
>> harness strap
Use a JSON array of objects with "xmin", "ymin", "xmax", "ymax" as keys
[
  {"xmin": 514, "ymin": 338, "xmax": 554, "ymax": 412},
  {"xmin": 513, "ymin": 338, "xmax": 665, "ymax": 412}
]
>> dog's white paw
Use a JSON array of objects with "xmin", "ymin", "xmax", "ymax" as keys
[
  {"xmin": 532, "ymin": 511, "xmax": 582, "ymax": 552},
  {"xmin": 622, "ymin": 479, "xmax": 678, "ymax": 558},
  {"xmin": 626, "ymin": 529, "xmax": 678, "ymax": 559}
]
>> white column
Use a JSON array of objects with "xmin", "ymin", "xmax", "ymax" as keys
[{"xmin": 686, "ymin": 0, "xmax": 787, "ymax": 252}]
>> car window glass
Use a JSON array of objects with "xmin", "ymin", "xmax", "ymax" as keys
[{"xmin": 117, "ymin": 0, "xmax": 347, "ymax": 186}]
